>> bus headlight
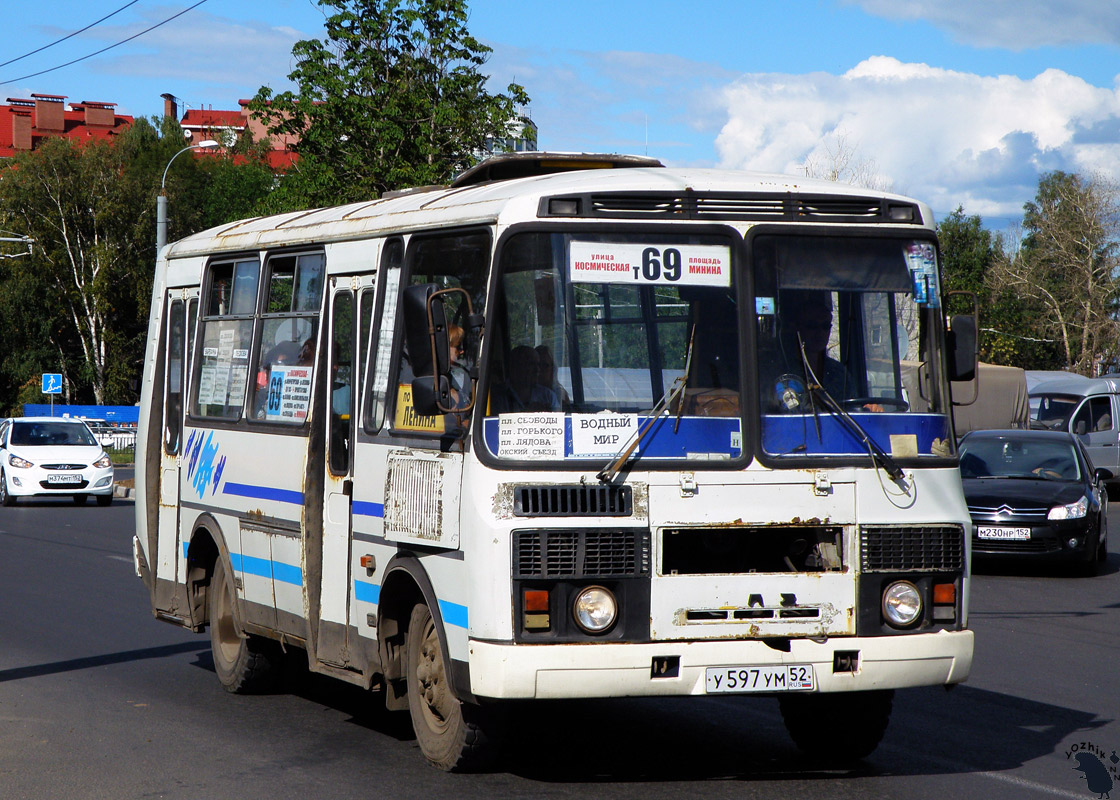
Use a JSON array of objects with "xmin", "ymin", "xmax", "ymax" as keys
[
  {"xmin": 572, "ymin": 586, "xmax": 617, "ymax": 634},
  {"xmin": 882, "ymin": 581, "xmax": 922, "ymax": 628}
]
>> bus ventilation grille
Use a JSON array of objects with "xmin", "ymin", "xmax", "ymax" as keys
[
  {"xmin": 860, "ymin": 526, "xmax": 965, "ymax": 572},
  {"xmin": 513, "ymin": 529, "xmax": 650, "ymax": 578},
  {"xmin": 513, "ymin": 484, "xmax": 633, "ymax": 517},
  {"xmin": 539, "ymin": 192, "xmax": 921, "ymax": 225}
]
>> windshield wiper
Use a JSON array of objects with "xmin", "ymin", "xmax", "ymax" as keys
[
  {"xmin": 598, "ymin": 325, "xmax": 696, "ymax": 484},
  {"xmin": 798, "ymin": 342, "xmax": 905, "ymax": 483}
]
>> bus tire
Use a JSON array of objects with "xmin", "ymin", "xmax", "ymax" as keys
[
  {"xmin": 778, "ymin": 689, "xmax": 893, "ymax": 762},
  {"xmin": 209, "ymin": 558, "xmax": 282, "ymax": 694},
  {"xmin": 405, "ymin": 602, "xmax": 494, "ymax": 771}
]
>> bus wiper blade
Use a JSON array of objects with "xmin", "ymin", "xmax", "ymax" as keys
[
  {"xmin": 798, "ymin": 343, "xmax": 904, "ymax": 482},
  {"xmin": 810, "ymin": 386, "xmax": 905, "ymax": 482},
  {"xmin": 598, "ymin": 328, "xmax": 696, "ymax": 484}
]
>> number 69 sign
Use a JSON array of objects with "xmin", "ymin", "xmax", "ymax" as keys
[{"xmin": 569, "ymin": 241, "xmax": 731, "ymax": 287}]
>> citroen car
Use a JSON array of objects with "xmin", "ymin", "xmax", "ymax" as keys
[
  {"xmin": 0, "ymin": 417, "xmax": 115, "ymax": 506},
  {"xmin": 959, "ymin": 429, "xmax": 1109, "ymax": 573}
]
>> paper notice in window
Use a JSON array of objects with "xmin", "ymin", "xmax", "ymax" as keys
[{"xmin": 498, "ymin": 413, "xmax": 564, "ymax": 459}]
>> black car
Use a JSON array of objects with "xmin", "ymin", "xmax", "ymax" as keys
[{"xmin": 959, "ymin": 429, "xmax": 1110, "ymax": 572}]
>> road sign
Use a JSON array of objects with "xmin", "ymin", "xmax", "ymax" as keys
[{"xmin": 41, "ymin": 373, "xmax": 62, "ymax": 395}]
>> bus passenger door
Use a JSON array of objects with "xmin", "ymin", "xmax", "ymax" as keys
[
  {"xmin": 317, "ymin": 281, "xmax": 362, "ymax": 667},
  {"xmin": 157, "ymin": 291, "xmax": 197, "ymax": 603}
]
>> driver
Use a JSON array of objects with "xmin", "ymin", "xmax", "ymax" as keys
[{"xmin": 782, "ymin": 290, "xmax": 883, "ymax": 413}]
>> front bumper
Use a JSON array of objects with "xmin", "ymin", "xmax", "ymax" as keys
[
  {"xmin": 971, "ymin": 516, "xmax": 1099, "ymax": 560},
  {"xmin": 5, "ymin": 465, "xmax": 114, "ymax": 497},
  {"xmin": 467, "ymin": 629, "xmax": 973, "ymax": 699}
]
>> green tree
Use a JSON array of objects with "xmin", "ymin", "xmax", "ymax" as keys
[
  {"xmin": 937, "ymin": 207, "xmax": 1061, "ymax": 368},
  {"xmin": 993, "ymin": 171, "xmax": 1120, "ymax": 374},
  {"xmin": 0, "ymin": 133, "xmax": 154, "ymax": 404},
  {"xmin": 250, "ymin": 0, "xmax": 529, "ymax": 212},
  {"xmin": 0, "ymin": 116, "xmax": 278, "ymax": 410}
]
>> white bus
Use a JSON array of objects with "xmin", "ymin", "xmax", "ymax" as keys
[{"xmin": 135, "ymin": 152, "xmax": 975, "ymax": 770}]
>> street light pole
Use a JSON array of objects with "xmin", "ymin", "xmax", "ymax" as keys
[{"xmin": 156, "ymin": 139, "xmax": 219, "ymax": 255}]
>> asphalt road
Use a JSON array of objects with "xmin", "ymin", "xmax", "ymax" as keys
[{"xmin": 0, "ymin": 496, "xmax": 1117, "ymax": 800}]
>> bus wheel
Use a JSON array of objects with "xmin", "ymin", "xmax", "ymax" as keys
[
  {"xmin": 209, "ymin": 558, "xmax": 282, "ymax": 693},
  {"xmin": 778, "ymin": 689, "xmax": 893, "ymax": 762},
  {"xmin": 406, "ymin": 603, "xmax": 494, "ymax": 771}
]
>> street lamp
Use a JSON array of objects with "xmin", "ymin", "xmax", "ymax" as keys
[{"xmin": 156, "ymin": 139, "xmax": 219, "ymax": 254}]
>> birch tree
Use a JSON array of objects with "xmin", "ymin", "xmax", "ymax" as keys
[
  {"xmin": 0, "ymin": 134, "xmax": 151, "ymax": 404},
  {"xmin": 991, "ymin": 171, "xmax": 1120, "ymax": 375}
]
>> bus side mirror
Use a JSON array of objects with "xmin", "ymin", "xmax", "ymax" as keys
[
  {"xmin": 402, "ymin": 284, "xmax": 479, "ymax": 417},
  {"xmin": 403, "ymin": 283, "xmax": 449, "ymax": 377},
  {"xmin": 411, "ymin": 374, "xmax": 453, "ymax": 417},
  {"xmin": 947, "ymin": 313, "xmax": 977, "ymax": 382}
]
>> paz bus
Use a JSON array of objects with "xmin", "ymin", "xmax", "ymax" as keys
[{"xmin": 134, "ymin": 152, "xmax": 976, "ymax": 770}]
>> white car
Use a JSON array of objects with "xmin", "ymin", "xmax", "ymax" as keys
[{"xmin": 0, "ymin": 417, "xmax": 115, "ymax": 506}]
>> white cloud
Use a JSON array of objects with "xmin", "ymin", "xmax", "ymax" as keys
[
  {"xmin": 715, "ymin": 56, "xmax": 1120, "ymax": 217},
  {"xmin": 848, "ymin": 0, "xmax": 1120, "ymax": 50}
]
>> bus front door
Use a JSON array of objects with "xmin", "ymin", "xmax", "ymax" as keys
[
  {"xmin": 316, "ymin": 283, "xmax": 360, "ymax": 668},
  {"xmin": 156, "ymin": 291, "xmax": 196, "ymax": 610}
]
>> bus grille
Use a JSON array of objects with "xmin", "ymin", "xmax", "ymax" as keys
[
  {"xmin": 513, "ymin": 484, "xmax": 633, "ymax": 517},
  {"xmin": 860, "ymin": 525, "xmax": 965, "ymax": 572},
  {"xmin": 513, "ymin": 529, "xmax": 650, "ymax": 578},
  {"xmin": 539, "ymin": 191, "xmax": 922, "ymax": 225}
]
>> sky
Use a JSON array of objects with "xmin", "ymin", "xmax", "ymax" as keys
[{"xmin": 4, "ymin": 0, "xmax": 1120, "ymax": 228}]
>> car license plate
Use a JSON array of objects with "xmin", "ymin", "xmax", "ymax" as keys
[
  {"xmin": 705, "ymin": 665, "xmax": 815, "ymax": 693},
  {"xmin": 47, "ymin": 473, "xmax": 82, "ymax": 485},
  {"xmin": 976, "ymin": 526, "xmax": 1030, "ymax": 540}
]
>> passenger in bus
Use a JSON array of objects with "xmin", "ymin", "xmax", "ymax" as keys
[
  {"xmin": 298, "ymin": 336, "xmax": 315, "ymax": 365},
  {"xmin": 535, "ymin": 345, "xmax": 571, "ymax": 409},
  {"xmin": 491, "ymin": 345, "xmax": 560, "ymax": 413}
]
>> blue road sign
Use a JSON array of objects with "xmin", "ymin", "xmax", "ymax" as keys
[{"xmin": 42, "ymin": 373, "xmax": 62, "ymax": 395}]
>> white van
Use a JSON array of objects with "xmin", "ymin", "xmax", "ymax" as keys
[{"xmin": 1031, "ymin": 374, "xmax": 1120, "ymax": 493}]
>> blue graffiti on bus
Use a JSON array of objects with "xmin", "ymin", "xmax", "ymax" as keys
[{"xmin": 185, "ymin": 430, "xmax": 226, "ymax": 499}]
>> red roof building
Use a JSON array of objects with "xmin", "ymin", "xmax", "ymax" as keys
[
  {"xmin": 0, "ymin": 94, "xmax": 132, "ymax": 157},
  {"xmin": 164, "ymin": 93, "xmax": 299, "ymax": 171}
]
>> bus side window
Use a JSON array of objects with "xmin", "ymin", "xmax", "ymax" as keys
[
  {"xmin": 388, "ymin": 230, "xmax": 490, "ymax": 436},
  {"xmin": 192, "ymin": 258, "xmax": 259, "ymax": 420},
  {"xmin": 249, "ymin": 252, "xmax": 325, "ymax": 425},
  {"xmin": 164, "ymin": 298, "xmax": 185, "ymax": 453},
  {"xmin": 329, "ymin": 290, "xmax": 355, "ymax": 474}
]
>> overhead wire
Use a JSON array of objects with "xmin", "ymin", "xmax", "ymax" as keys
[
  {"xmin": 0, "ymin": 0, "xmax": 142, "ymax": 70},
  {"xmin": 0, "ymin": 0, "xmax": 209, "ymax": 86}
]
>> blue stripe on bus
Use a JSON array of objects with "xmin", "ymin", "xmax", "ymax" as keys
[
  {"xmin": 223, "ymin": 482, "xmax": 305, "ymax": 505},
  {"xmin": 239, "ymin": 553, "xmax": 274, "ymax": 579},
  {"xmin": 355, "ymin": 580, "xmax": 380, "ymax": 604},
  {"xmin": 271, "ymin": 561, "xmax": 303, "ymax": 586},
  {"xmin": 439, "ymin": 600, "xmax": 469, "ymax": 629},
  {"xmin": 352, "ymin": 501, "xmax": 385, "ymax": 518},
  {"xmin": 215, "ymin": 551, "xmax": 305, "ymax": 587}
]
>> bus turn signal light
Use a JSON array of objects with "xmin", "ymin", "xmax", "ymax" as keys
[{"xmin": 524, "ymin": 589, "xmax": 549, "ymax": 612}]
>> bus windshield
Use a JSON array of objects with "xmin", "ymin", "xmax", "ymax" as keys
[
  {"xmin": 754, "ymin": 232, "xmax": 952, "ymax": 460},
  {"xmin": 481, "ymin": 229, "xmax": 953, "ymax": 467},
  {"xmin": 483, "ymin": 230, "xmax": 742, "ymax": 464}
]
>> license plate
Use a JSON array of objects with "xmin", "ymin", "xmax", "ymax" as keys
[
  {"xmin": 976, "ymin": 526, "xmax": 1030, "ymax": 540},
  {"xmin": 705, "ymin": 665, "xmax": 815, "ymax": 693},
  {"xmin": 47, "ymin": 473, "xmax": 82, "ymax": 484}
]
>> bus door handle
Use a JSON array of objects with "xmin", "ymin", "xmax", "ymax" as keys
[{"xmin": 343, "ymin": 479, "xmax": 353, "ymax": 497}]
